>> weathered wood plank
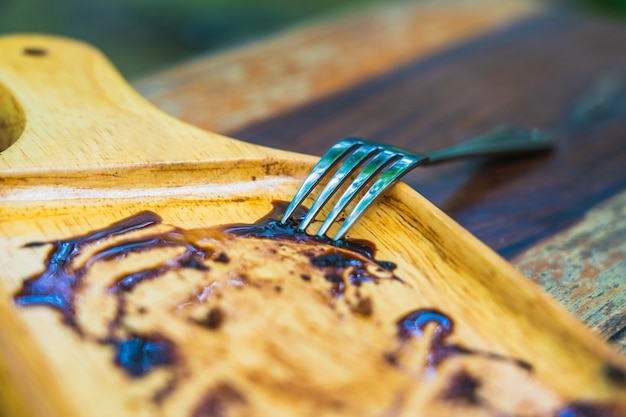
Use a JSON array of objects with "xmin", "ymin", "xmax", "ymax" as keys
[
  {"xmin": 135, "ymin": 0, "xmax": 539, "ymax": 134},
  {"xmin": 514, "ymin": 190, "xmax": 626, "ymax": 353}
]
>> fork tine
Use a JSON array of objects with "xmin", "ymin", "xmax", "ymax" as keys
[
  {"xmin": 287, "ymin": 127, "xmax": 553, "ymax": 240},
  {"xmin": 297, "ymin": 145, "xmax": 382, "ymax": 231},
  {"xmin": 333, "ymin": 155, "xmax": 424, "ymax": 240},
  {"xmin": 315, "ymin": 150, "xmax": 401, "ymax": 237},
  {"xmin": 281, "ymin": 139, "xmax": 363, "ymax": 224}
]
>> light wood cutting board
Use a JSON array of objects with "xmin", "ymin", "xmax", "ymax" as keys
[{"xmin": 1, "ymin": 35, "xmax": 625, "ymax": 417}]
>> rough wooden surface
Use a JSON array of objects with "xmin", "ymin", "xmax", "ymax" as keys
[
  {"xmin": 514, "ymin": 190, "xmax": 626, "ymax": 353},
  {"xmin": 135, "ymin": 0, "xmax": 539, "ymax": 134},
  {"xmin": 3, "ymin": 33, "xmax": 626, "ymax": 417}
]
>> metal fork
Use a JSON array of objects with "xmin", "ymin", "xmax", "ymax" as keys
[{"xmin": 281, "ymin": 126, "xmax": 553, "ymax": 240}]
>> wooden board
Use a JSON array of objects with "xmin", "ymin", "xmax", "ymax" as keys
[{"xmin": 1, "ymin": 34, "xmax": 626, "ymax": 417}]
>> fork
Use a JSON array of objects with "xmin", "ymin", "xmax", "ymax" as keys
[{"xmin": 281, "ymin": 126, "xmax": 553, "ymax": 240}]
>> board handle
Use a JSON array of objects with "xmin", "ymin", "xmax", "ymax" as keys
[{"xmin": 0, "ymin": 35, "xmax": 288, "ymax": 175}]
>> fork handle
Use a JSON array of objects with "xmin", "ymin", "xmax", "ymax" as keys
[{"xmin": 422, "ymin": 126, "xmax": 553, "ymax": 164}]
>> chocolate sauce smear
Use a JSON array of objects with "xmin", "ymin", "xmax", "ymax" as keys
[
  {"xmin": 14, "ymin": 211, "xmax": 162, "ymax": 331},
  {"xmin": 225, "ymin": 201, "xmax": 400, "ymax": 299},
  {"xmin": 604, "ymin": 363, "xmax": 626, "ymax": 387},
  {"xmin": 443, "ymin": 370, "xmax": 482, "ymax": 406},
  {"xmin": 556, "ymin": 402, "xmax": 622, "ymax": 417},
  {"xmin": 13, "ymin": 202, "xmax": 398, "ymax": 387},
  {"xmin": 192, "ymin": 307, "xmax": 225, "ymax": 331},
  {"xmin": 225, "ymin": 201, "xmax": 388, "ymax": 261},
  {"xmin": 394, "ymin": 309, "xmax": 532, "ymax": 371},
  {"xmin": 112, "ymin": 334, "xmax": 177, "ymax": 377},
  {"xmin": 14, "ymin": 202, "xmax": 616, "ymax": 415},
  {"xmin": 108, "ymin": 234, "xmax": 212, "ymax": 293},
  {"xmin": 14, "ymin": 211, "xmax": 184, "ymax": 381}
]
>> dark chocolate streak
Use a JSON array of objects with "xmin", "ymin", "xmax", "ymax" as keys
[
  {"xmin": 15, "ymin": 211, "xmax": 162, "ymax": 330},
  {"xmin": 604, "ymin": 363, "xmax": 626, "ymax": 387},
  {"xmin": 111, "ymin": 334, "xmax": 176, "ymax": 378},
  {"xmin": 395, "ymin": 309, "xmax": 532, "ymax": 371},
  {"xmin": 556, "ymin": 402, "xmax": 623, "ymax": 417},
  {"xmin": 192, "ymin": 307, "xmax": 225, "ymax": 331},
  {"xmin": 443, "ymin": 370, "xmax": 482, "ymax": 406},
  {"xmin": 224, "ymin": 201, "xmax": 386, "ymax": 261}
]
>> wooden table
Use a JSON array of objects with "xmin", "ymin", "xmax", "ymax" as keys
[{"xmin": 134, "ymin": 0, "xmax": 626, "ymax": 354}]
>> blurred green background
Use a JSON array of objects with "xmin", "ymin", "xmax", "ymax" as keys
[
  {"xmin": 576, "ymin": 0, "xmax": 626, "ymax": 15},
  {"xmin": 0, "ymin": 0, "xmax": 383, "ymax": 79},
  {"xmin": 0, "ymin": 0, "xmax": 624, "ymax": 80}
]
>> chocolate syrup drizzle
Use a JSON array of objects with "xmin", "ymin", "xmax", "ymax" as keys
[
  {"xmin": 15, "ymin": 211, "xmax": 162, "ymax": 330},
  {"xmin": 14, "ymin": 211, "xmax": 183, "ymax": 376},
  {"xmin": 225, "ymin": 202, "xmax": 401, "ymax": 301},
  {"xmin": 395, "ymin": 309, "xmax": 532, "ymax": 371},
  {"xmin": 111, "ymin": 333, "xmax": 177, "ymax": 377},
  {"xmin": 13, "ymin": 202, "xmax": 398, "ymax": 380},
  {"xmin": 224, "ymin": 202, "xmax": 385, "ymax": 261},
  {"xmin": 11, "ymin": 202, "xmax": 623, "ymax": 415}
]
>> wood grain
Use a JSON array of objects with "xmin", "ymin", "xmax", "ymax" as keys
[
  {"xmin": 1, "ymin": 34, "xmax": 625, "ymax": 416},
  {"xmin": 0, "ymin": 36, "xmax": 306, "ymax": 176},
  {"xmin": 135, "ymin": 0, "xmax": 540, "ymax": 134}
]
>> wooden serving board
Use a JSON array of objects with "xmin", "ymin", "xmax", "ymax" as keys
[{"xmin": 0, "ymin": 35, "xmax": 625, "ymax": 417}]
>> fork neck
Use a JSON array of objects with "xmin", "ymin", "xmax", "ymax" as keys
[{"xmin": 422, "ymin": 127, "xmax": 553, "ymax": 165}]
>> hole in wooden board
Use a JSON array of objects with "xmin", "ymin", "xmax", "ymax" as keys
[
  {"xmin": 23, "ymin": 47, "xmax": 48, "ymax": 56},
  {"xmin": 0, "ymin": 81, "xmax": 26, "ymax": 153}
]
